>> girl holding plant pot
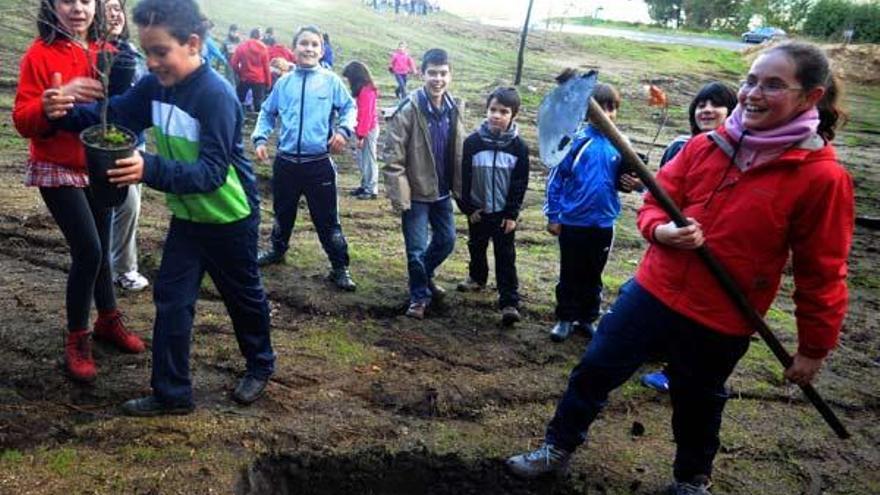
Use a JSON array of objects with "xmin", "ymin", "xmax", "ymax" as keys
[{"xmin": 13, "ymin": 0, "xmax": 145, "ymax": 383}]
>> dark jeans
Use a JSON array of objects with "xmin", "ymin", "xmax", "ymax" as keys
[
  {"xmin": 401, "ymin": 198, "xmax": 456, "ymax": 303},
  {"xmin": 269, "ymin": 156, "xmax": 350, "ymax": 269},
  {"xmin": 237, "ymin": 81, "xmax": 266, "ymax": 111},
  {"xmin": 152, "ymin": 214, "xmax": 275, "ymax": 407},
  {"xmin": 545, "ymin": 279, "xmax": 750, "ymax": 482},
  {"xmin": 40, "ymin": 187, "xmax": 116, "ymax": 330},
  {"xmin": 555, "ymin": 225, "xmax": 613, "ymax": 323},
  {"xmin": 394, "ymin": 73, "xmax": 408, "ymax": 99},
  {"xmin": 466, "ymin": 212, "xmax": 519, "ymax": 308}
]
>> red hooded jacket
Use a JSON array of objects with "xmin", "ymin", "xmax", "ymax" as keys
[
  {"xmin": 231, "ymin": 38, "xmax": 271, "ymax": 85},
  {"xmin": 267, "ymin": 44, "xmax": 296, "ymax": 64},
  {"xmin": 14, "ymin": 38, "xmax": 102, "ymax": 171},
  {"xmin": 636, "ymin": 129, "xmax": 853, "ymax": 359}
]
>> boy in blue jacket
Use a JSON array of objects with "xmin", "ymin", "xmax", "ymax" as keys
[
  {"xmin": 544, "ymin": 83, "xmax": 642, "ymax": 342},
  {"xmin": 251, "ymin": 25, "xmax": 358, "ymax": 291},
  {"xmin": 44, "ymin": 0, "xmax": 275, "ymax": 415}
]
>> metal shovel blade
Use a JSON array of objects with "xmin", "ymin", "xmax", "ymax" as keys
[{"xmin": 537, "ymin": 70, "xmax": 598, "ymax": 168}]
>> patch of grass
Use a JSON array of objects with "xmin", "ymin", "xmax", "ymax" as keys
[
  {"xmin": 0, "ymin": 449, "xmax": 24, "ymax": 464},
  {"xmin": 46, "ymin": 448, "xmax": 77, "ymax": 476},
  {"xmin": 296, "ymin": 319, "xmax": 376, "ymax": 367},
  {"xmin": 568, "ymin": 35, "xmax": 748, "ymax": 76}
]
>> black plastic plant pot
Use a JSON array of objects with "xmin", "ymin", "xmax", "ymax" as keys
[{"xmin": 80, "ymin": 124, "xmax": 135, "ymax": 208}]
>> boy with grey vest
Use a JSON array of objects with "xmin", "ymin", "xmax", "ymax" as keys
[{"xmin": 455, "ymin": 87, "xmax": 530, "ymax": 326}]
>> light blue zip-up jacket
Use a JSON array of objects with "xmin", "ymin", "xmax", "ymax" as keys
[{"xmin": 251, "ymin": 65, "xmax": 356, "ymax": 156}]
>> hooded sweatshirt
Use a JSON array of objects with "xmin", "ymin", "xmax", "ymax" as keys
[
  {"xmin": 458, "ymin": 121, "xmax": 530, "ymax": 219},
  {"xmin": 231, "ymin": 38, "xmax": 271, "ymax": 85}
]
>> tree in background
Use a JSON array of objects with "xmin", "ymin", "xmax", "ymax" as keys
[
  {"xmin": 804, "ymin": 0, "xmax": 880, "ymax": 42},
  {"xmin": 646, "ymin": 0, "xmax": 684, "ymax": 27}
]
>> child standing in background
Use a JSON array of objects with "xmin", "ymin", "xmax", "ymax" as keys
[
  {"xmin": 456, "ymin": 86, "xmax": 530, "ymax": 326},
  {"xmin": 105, "ymin": 0, "xmax": 151, "ymax": 292},
  {"xmin": 342, "ymin": 61, "xmax": 380, "ymax": 200},
  {"xmin": 14, "ymin": 0, "xmax": 145, "ymax": 383},
  {"xmin": 544, "ymin": 83, "xmax": 643, "ymax": 343},
  {"xmin": 389, "ymin": 41, "xmax": 417, "ymax": 100},
  {"xmin": 252, "ymin": 25, "xmax": 358, "ymax": 292}
]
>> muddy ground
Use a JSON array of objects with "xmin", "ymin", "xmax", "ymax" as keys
[{"xmin": 1, "ymin": 2, "xmax": 879, "ymax": 494}]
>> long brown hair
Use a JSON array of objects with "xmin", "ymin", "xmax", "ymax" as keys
[
  {"xmin": 342, "ymin": 60, "xmax": 374, "ymax": 97},
  {"xmin": 768, "ymin": 42, "xmax": 847, "ymax": 141},
  {"xmin": 38, "ymin": 0, "xmax": 105, "ymax": 44}
]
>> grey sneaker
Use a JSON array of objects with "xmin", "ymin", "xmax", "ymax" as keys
[
  {"xmin": 668, "ymin": 475, "xmax": 712, "ymax": 494},
  {"xmin": 257, "ymin": 249, "xmax": 285, "ymax": 266},
  {"xmin": 550, "ymin": 321, "xmax": 575, "ymax": 342},
  {"xmin": 456, "ymin": 277, "xmax": 485, "ymax": 292},
  {"xmin": 428, "ymin": 280, "xmax": 446, "ymax": 302},
  {"xmin": 328, "ymin": 268, "xmax": 357, "ymax": 292},
  {"xmin": 501, "ymin": 306, "xmax": 521, "ymax": 326},
  {"xmin": 507, "ymin": 443, "xmax": 571, "ymax": 478},
  {"xmin": 405, "ymin": 301, "xmax": 427, "ymax": 319}
]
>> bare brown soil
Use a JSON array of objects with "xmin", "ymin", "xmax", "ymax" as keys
[{"xmin": 1, "ymin": 9, "xmax": 879, "ymax": 495}]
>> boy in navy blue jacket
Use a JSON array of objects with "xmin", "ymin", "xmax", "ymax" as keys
[
  {"xmin": 544, "ymin": 83, "xmax": 642, "ymax": 342},
  {"xmin": 456, "ymin": 87, "xmax": 530, "ymax": 326},
  {"xmin": 44, "ymin": 0, "xmax": 275, "ymax": 415}
]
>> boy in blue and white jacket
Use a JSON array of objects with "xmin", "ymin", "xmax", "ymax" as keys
[
  {"xmin": 252, "ymin": 25, "xmax": 358, "ymax": 291},
  {"xmin": 544, "ymin": 83, "xmax": 642, "ymax": 342}
]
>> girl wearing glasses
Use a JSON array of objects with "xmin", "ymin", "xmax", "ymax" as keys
[{"xmin": 507, "ymin": 42, "xmax": 854, "ymax": 495}]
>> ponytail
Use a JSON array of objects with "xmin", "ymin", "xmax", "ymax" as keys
[
  {"xmin": 816, "ymin": 73, "xmax": 846, "ymax": 142},
  {"xmin": 768, "ymin": 42, "xmax": 847, "ymax": 142}
]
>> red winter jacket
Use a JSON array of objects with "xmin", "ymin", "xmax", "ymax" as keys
[
  {"xmin": 267, "ymin": 44, "xmax": 296, "ymax": 64},
  {"xmin": 231, "ymin": 39, "xmax": 271, "ymax": 85},
  {"xmin": 13, "ymin": 38, "xmax": 102, "ymax": 171},
  {"xmin": 636, "ymin": 129, "xmax": 854, "ymax": 359}
]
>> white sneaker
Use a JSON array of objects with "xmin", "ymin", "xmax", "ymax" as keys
[{"xmin": 116, "ymin": 271, "xmax": 149, "ymax": 291}]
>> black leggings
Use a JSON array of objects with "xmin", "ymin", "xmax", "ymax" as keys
[{"xmin": 40, "ymin": 187, "xmax": 116, "ymax": 331}]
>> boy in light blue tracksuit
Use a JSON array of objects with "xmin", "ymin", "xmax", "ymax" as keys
[
  {"xmin": 251, "ymin": 25, "xmax": 358, "ymax": 291},
  {"xmin": 544, "ymin": 83, "xmax": 642, "ymax": 342}
]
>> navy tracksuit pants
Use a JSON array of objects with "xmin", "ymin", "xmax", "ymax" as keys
[
  {"xmin": 151, "ymin": 214, "xmax": 275, "ymax": 407},
  {"xmin": 269, "ymin": 156, "xmax": 350, "ymax": 269}
]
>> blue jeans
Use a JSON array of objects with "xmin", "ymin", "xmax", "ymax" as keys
[
  {"xmin": 545, "ymin": 279, "xmax": 750, "ymax": 482},
  {"xmin": 401, "ymin": 198, "xmax": 456, "ymax": 303},
  {"xmin": 151, "ymin": 214, "xmax": 275, "ymax": 407},
  {"xmin": 394, "ymin": 73, "xmax": 408, "ymax": 99}
]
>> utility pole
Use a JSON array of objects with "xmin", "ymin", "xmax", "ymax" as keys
[{"xmin": 514, "ymin": 0, "xmax": 535, "ymax": 85}]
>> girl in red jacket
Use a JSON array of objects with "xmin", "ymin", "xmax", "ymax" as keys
[
  {"xmin": 13, "ymin": 0, "xmax": 144, "ymax": 383},
  {"xmin": 508, "ymin": 42, "xmax": 854, "ymax": 494},
  {"xmin": 342, "ymin": 61, "xmax": 380, "ymax": 200}
]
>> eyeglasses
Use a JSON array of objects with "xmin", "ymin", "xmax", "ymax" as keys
[{"xmin": 739, "ymin": 80, "xmax": 803, "ymax": 96}]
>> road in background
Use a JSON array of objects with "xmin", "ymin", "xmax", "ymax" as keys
[{"xmin": 483, "ymin": 19, "xmax": 749, "ymax": 51}]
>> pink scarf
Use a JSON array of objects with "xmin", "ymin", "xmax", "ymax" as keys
[{"xmin": 723, "ymin": 106, "xmax": 820, "ymax": 169}]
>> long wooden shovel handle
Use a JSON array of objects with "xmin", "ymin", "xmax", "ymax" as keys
[{"xmin": 586, "ymin": 98, "xmax": 851, "ymax": 440}]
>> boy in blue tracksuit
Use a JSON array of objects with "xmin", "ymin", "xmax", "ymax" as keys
[
  {"xmin": 45, "ymin": 0, "xmax": 275, "ymax": 415},
  {"xmin": 251, "ymin": 25, "xmax": 358, "ymax": 291},
  {"xmin": 544, "ymin": 83, "xmax": 642, "ymax": 342}
]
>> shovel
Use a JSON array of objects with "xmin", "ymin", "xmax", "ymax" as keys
[{"xmin": 538, "ymin": 70, "xmax": 851, "ymax": 440}]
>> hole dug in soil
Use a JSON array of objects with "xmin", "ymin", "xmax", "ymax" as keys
[{"xmin": 237, "ymin": 447, "xmax": 586, "ymax": 495}]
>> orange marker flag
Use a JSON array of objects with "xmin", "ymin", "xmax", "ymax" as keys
[{"xmin": 647, "ymin": 84, "xmax": 667, "ymax": 107}]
